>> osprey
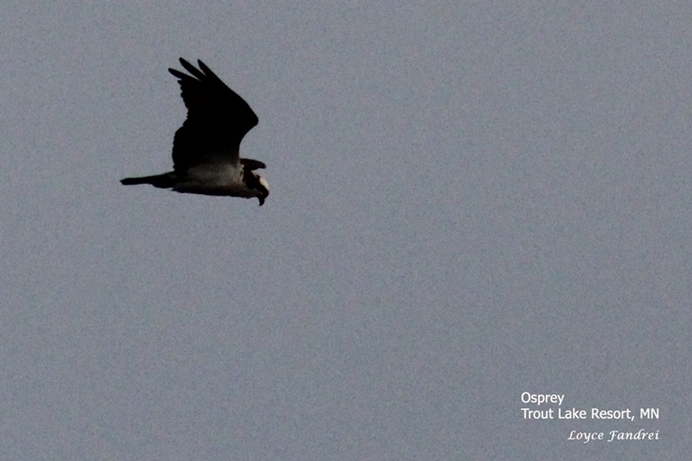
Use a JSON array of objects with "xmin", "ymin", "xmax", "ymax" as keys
[{"xmin": 121, "ymin": 58, "xmax": 269, "ymax": 205}]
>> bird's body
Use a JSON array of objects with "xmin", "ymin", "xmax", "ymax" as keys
[{"xmin": 121, "ymin": 58, "xmax": 269, "ymax": 205}]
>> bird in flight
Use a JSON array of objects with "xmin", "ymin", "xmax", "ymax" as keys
[{"xmin": 121, "ymin": 58, "xmax": 269, "ymax": 205}]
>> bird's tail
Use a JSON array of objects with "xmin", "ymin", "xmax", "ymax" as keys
[{"xmin": 120, "ymin": 173, "xmax": 176, "ymax": 189}]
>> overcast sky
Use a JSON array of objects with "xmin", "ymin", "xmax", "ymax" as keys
[{"xmin": 1, "ymin": 1, "xmax": 690, "ymax": 459}]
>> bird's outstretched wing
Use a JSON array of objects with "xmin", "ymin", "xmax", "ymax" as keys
[{"xmin": 168, "ymin": 58, "xmax": 259, "ymax": 173}]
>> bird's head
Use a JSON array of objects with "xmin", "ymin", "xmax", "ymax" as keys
[{"xmin": 256, "ymin": 175, "xmax": 270, "ymax": 206}]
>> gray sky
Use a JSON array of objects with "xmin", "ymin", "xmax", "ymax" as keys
[{"xmin": 1, "ymin": 1, "xmax": 690, "ymax": 459}]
